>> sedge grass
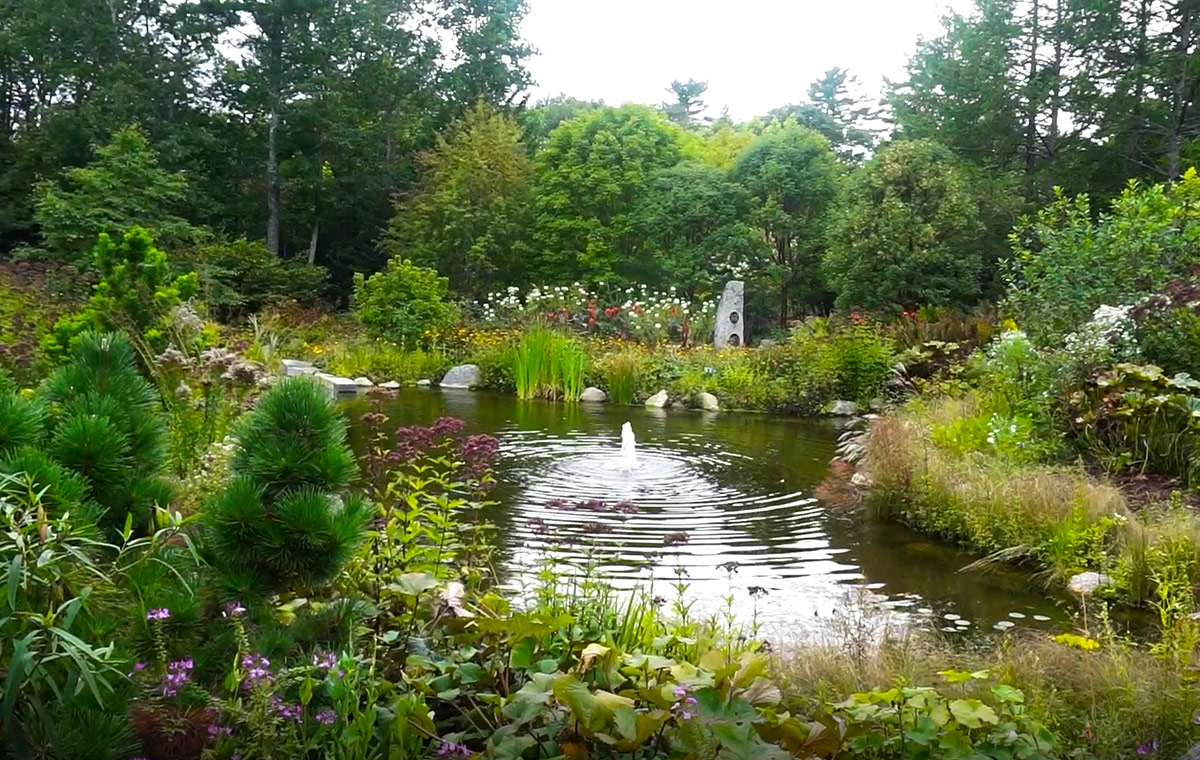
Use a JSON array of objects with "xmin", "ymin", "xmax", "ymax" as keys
[{"xmin": 509, "ymin": 328, "xmax": 588, "ymax": 401}]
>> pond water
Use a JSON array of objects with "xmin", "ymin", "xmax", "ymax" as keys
[{"xmin": 346, "ymin": 390, "xmax": 1075, "ymax": 637}]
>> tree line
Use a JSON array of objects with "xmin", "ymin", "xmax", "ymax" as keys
[{"xmin": 1, "ymin": 0, "xmax": 1197, "ymax": 328}]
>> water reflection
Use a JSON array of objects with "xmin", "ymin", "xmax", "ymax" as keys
[{"xmin": 345, "ymin": 391, "xmax": 1074, "ymax": 634}]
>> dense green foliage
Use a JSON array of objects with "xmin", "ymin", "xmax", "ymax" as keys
[
  {"xmin": 634, "ymin": 162, "xmax": 766, "ymax": 300},
  {"xmin": 824, "ymin": 140, "xmax": 983, "ymax": 314},
  {"xmin": 531, "ymin": 105, "xmax": 684, "ymax": 283},
  {"xmin": 732, "ymin": 125, "xmax": 841, "ymax": 324},
  {"xmin": 380, "ymin": 105, "xmax": 532, "ymax": 298}
]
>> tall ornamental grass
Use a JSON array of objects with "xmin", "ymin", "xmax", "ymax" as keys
[{"xmin": 509, "ymin": 328, "xmax": 587, "ymax": 401}]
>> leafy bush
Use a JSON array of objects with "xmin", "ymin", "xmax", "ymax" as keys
[
  {"xmin": 188, "ymin": 237, "xmax": 328, "ymax": 317},
  {"xmin": 1069, "ymin": 363, "xmax": 1200, "ymax": 486},
  {"xmin": 205, "ymin": 377, "xmax": 371, "ymax": 596},
  {"xmin": 831, "ymin": 670, "xmax": 1058, "ymax": 758},
  {"xmin": 351, "ymin": 257, "xmax": 459, "ymax": 347},
  {"xmin": 1005, "ymin": 169, "xmax": 1200, "ymax": 344}
]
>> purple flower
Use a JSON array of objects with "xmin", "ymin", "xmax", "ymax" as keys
[
  {"xmin": 673, "ymin": 685, "xmax": 688, "ymax": 698},
  {"xmin": 437, "ymin": 742, "xmax": 472, "ymax": 757},
  {"xmin": 240, "ymin": 654, "xmax": 273, "ymax": 689},
  {"xmin": 161, "ymin": 659, "xmax": 193, "ymax": 697},
  {"xmin": 270, "ymin": 696, "xmax": 303, "ymax": 721},
  {"xmin": 222, "ymin": 601, "xmax": 246, "ymax": 617},
  {"xmin": 146, "ymin": 608, "xmax": 171, "ymax": 622},
  {"xmin": 431, "ymin": 416, "xmax": 465, "ymax": 439},
  {"xmin": 313, "ymin": 651, "xmax": 338, "ymax": 670},
  {"xmin": 680, "ymin": 710, "xmax": 693, "ymax": 720},
  {"xmin": 1138, "ymin": 741, "xmax": 1160, "ymax": 756},
  {"xmin": 207, "ymin": 724, "xmax": 233, "ymax": 737},
  {"xmin": 315, "ymin": 709, "xmax": 336, "ymax": 725}
]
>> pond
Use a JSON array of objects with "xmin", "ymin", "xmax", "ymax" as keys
[{"xmin": 346, "ymin": 390, "xmax": 1074, "ymax": 636}]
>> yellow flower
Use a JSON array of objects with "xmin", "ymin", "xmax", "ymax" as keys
[{"xmin": 1053, "ymin": 633, "xmax": 1100, "ymax": 651}]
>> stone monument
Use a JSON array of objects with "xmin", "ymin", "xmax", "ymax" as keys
[{"xmin": 714, "ymin": 280, "xmax": 744, "ymax": 349}]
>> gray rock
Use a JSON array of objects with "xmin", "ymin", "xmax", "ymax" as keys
[
  {"xmin": 696, "ymin": 392, "xmax": 720, "ymax": 412},
  {"xmin": 440, "ymin": 364, "xmax": 481, "ymax": 389},
  {"xmin": 281, "ymin": 359, "xmax": 317, "ymax": 377},
  {"xmin": 1067, "ymin": 571, "xmax": 1113, "ymax": 595},
  {"xmin": 380, "ymin": 380, "xmax": 401, "ymax": 389},
  {"xmin": 850, "ymin": 471, "xmax": 874, "ymax": 488},
  {"xmin": 353, "ymin": 376, "xmax": 373, "ymax": 387},
  {"xmin": 714, "ymin": 280, "xmax": 745, "ymax": 349},
  {"xmin": 644, "ymin": 389, "xmax": 669, "ymax": 408},
  {"xmin": 758, "ymin": 338, "xmax": 777, "ymax": 349},
  {"xmin": 580, "ymin": 386, "xmax": 607, "ymax": 402},
  {"xmin": 827, "ymin": 400, "xmax": 859, "ymax": 417},
  {"xmin": 416, "ymin": 378, "xmax": 432, "ymax": 387}
]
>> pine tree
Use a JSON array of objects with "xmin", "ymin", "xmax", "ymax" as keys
[
  {"xmin": 39, "ymin": 331, "xmax": 174, "ymax": 534},
  {"xmin": 206, "ymin": 377, "xmax": 369, "ymax": 597}
]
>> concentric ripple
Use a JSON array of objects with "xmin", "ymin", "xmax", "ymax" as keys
[{"xmin": 491, "ymin": 428, "xmax": 866, "ymax": 625}]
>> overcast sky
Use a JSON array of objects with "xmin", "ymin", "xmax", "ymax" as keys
[{"xmin": 521, "ymin": 0, "xmax": 974, "ymax": 121}]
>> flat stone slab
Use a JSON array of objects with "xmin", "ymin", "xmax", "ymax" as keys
[
  {"xmin": 282, "ymin": 359, "xmax": 317, "ymax": 377},
  {"xmin": 314, "ymin": 372, "xmax": 360, "ymax": 399}
]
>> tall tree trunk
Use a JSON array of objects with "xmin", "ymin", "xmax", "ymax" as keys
[
  {"xmin": 266, "ymin": 102, "xmax": 280, "ymax": 256},
  {"xmin": 1126, "ymin": 0, "xmax": 1151, "ymax": 178},
  {"xmin": 307, "ymin": 219, "xmax": 319, "ymax": 265},
  {"xmin": 1025, "ymin": 0, "xmax": 1040, "ymax": 175},
  {"xmin": 1167, "ymin": 0, "xmax": 1199, "ymax": 179}
]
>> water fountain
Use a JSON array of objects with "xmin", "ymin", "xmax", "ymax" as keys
[{"xmin": 619, "ymin": 421, "xmax": 637, "ymax": 469}]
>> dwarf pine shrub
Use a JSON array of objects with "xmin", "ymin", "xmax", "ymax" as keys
[
  {"xmin": 206, "ymin": 377, "xmax": 369, "ymax": 596},
  {"xmin": 40, "ymin": 331, "xmax": 174, "ymax": 533}
]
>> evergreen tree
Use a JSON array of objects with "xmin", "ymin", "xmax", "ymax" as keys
[
  {"xmin": 206, "ymin": 377, "xmax": 369, "ymax": 597},
  {"xmin": 40, "ymin": 331, "xmax": 174, "ymax": 534},
  {"xmin": 662, "ymin": 79, "xmax": 710, "ymax": 128}
]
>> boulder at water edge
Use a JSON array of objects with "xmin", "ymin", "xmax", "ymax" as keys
[
  {"xmin": 353, "ymin": 376, "xmax": 373, "ymax": 387},
  {"xmin": 1067, "ymin": 571, "xmax": 1113, "ymax": 595},
  {"xmin": 644, "ymin": 389, "xmax": 669, "ymax": 408},
  {"xmin": 416, "ymin": 378, "xmax": 432, "ymax": 387},
  {"xmin": 380, "ymin": 380, "xmax": 401, "ymax": 389},
  {"xmin": 440, "ymin": 364, "xmax": 481, "ymax": 389},
  {"xmin": 696, "ymin": 392, "xmax": 720, "ymax": 412},
  {"xmin": 580, "ymin": 387, "xmax": 607, "ymax": 402},
  {"xmin": 826, "ymin": 399, "xmax": 859, "ymax": 416}
]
